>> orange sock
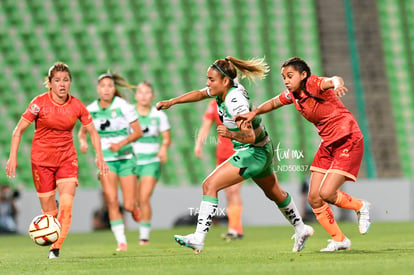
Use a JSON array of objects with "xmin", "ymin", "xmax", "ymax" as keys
[
  {"xmin": 43, "ymin": 208, "xmax": 58, "ymax": 218},
  {"xmin": 334, "ymin": 190, "xmax": 363, "ymax": 211},
  {"xmin": 313, "ymin": 202, "xmax": 345, "ymax": 242},
  {"xmin": 51, "ymin": 193, "xmax": 74, "ymax": 250},
  {"xmin": 227, "ymin": 205, "xmax": 243, "ymax": 235}
]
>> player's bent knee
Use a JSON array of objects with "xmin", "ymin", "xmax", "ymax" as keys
[{"xmin": 202, "ymin": 180, "xmax": 219, "ymax": 196}]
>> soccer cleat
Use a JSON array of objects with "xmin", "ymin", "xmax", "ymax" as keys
[
  {"xmin": 221, "ymin": 230, "xmax": 244, "ymax": 242},
  {"xmin": 48, "ymin": 248, "xmax": 60, "ymax": 259},
  {"xmin": 174, "ymin": 234, "xmax": 204, "ymax": 254},
  {"xmin": 116, "ymin": 243, "xmax": 127, "ymax": 251},
  {"xmin": 291, "ymin": 224, "xmax": 314, "ymax": 252},
  {"xmin": 357, "ymin": 200, "xmax": 371, "ymax": 234},
  {"xmin": 132, "ymin": 208, "xmax": 141, "ymax": 222},
  {"xmin": 139, "ymin": 239, "xmax": 149, "ymax": 246},
  {"xmin": 320, "ymin": 237, "xmax": 351, "ymax": 252}
]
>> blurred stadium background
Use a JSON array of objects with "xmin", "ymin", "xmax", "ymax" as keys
[{"xmin": 0, "ymin": 0, "xmax": 413, "ymax": 189}]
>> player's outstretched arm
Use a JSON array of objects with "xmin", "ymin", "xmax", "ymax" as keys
[
  {"xmin": 156, "ymin": 90, "xmax": 210, "ymax": 110},
  {"xmin": 235, "ymin": 96, "xmax": 283, "ymax": 123}
]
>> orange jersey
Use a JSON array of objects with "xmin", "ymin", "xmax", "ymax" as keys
[
  {"xmin": 204, "ymin": 100, "xmax": 235, "ymax": 160},
  {"xmin": 278, "ymin": 75, "xmax": 362, "ymax": 146},
  {"xmin": 22, "ymin": 91, "xmax": 93, "ymax": 166}
]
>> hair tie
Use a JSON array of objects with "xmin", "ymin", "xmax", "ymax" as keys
[{"xmin": 225, "ymin": 58, "xmax": 230, "ymax": 62}]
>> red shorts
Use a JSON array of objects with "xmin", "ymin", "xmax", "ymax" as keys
[
  {"xmin": 32, "ymin": 158, "xmax": 79, "ymax": 197},
  {"xmin": 310, "ymin": 133, "xmax": 364, "ymax": 181},
  {"xmin": 216, "ymin": 152, "xmax": 235, "ymax": 166}
]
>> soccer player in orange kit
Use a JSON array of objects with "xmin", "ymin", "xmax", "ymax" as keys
[
  {"xmin": 5, "ymin": 62, "xmax": 108, "ymax": 259},
  {"xmin": 194, "ymin": 100, "xmax": 244, "ymax": 240},
  {"xmin": 236, "ymin": 57, "xmax": 371, "ymax": 252}
]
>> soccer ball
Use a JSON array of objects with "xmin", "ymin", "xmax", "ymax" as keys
[{"xmin": 28, "ymin": 214, "xmax": 61, "ymax": 246}]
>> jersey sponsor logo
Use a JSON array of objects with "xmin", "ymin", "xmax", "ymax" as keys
[
  {"xmin": 231, "ymin": 98, "xmax": 237, "ymax": 103},
  {"xmin": 29, "ymin": 104, "xmax": 40, "ymax": 115},
  {"xmin": 142, "ymin": 127, "xmax": 149, "ymax": 133},
  {"xmin": 233, "ymin": 105, "xmax": 246, "ymax": 114},
  {"xmin": 340, "ymin": 149, "xmax": 349, "ymax": 158},
  {"xmin": 100, "ymin": 119, "xmax": 111, "ymax": 130}
]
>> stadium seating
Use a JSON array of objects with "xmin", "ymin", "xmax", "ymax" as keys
[
  {"xmin": 377, "ymin": 0, "xmax": 414, "ymax": 178},
  {"xmin": 0, "ymin": 0, "xmax": 321, "ymax": 187},
  {"xmin": 2, "ymin": 0, "xmax": 411, "ymax": 187}
]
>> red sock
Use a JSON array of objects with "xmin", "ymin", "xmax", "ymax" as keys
[
  {"xmin": 227, "ymin": 205, "xmax": 243, "ymax": 235},
  {"xmin": 50, "ymin": 193, "xmax": 74, "ymax": 250},
  {"xmin": 334, "ymin": 190, "xmax": 363, "ymax": 211},
  {"xmin": 313, "ymin": 202, "xmax": 345, "ymax": 242}
]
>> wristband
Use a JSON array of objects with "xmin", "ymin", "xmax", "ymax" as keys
[{"xmin": 332, "ymin": 78, "xmax": 341, "ymax": 90}]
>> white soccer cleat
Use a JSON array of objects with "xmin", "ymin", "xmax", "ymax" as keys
[
  {"xmin": 291, "ymin": 224, "xmax": 314, "ymax": 252},
  {"xmin": 174, "ymin": 233, "xmax": 204, "ymax": 254},
  {"xmin": 357, "ymin": 200, "xmax": 371, "ymax": 234},
  {"xmin": 320, "ymin": 237, "xmax": 351, "ymax": 252}
]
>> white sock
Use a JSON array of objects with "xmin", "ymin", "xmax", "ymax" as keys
[
  {"xmin": 110, "ymin": 220, "xmax": 127, "ymax": 245},
  {"xmin": 194, "ymin": 196, "xmax": 218, "ymax": 243},
  {"xmin": 140, "ymin": 222, "xmax": 151, "ymax": 241},
  {"xmin": 278, "ymin": 193, "xmax": 305, "ymax": 233}
]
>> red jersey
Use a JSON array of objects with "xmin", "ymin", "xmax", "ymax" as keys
[
  {"xmin": 204, "ymin": 100, "xmax": 235, "ymax": 160},
  {"xmin": 278, "ymin": 75, "xmax": 361, "ymax": 146},
  {"xmin": 22, "ymin": 92, "xmax": 93, "ymax": 166}
]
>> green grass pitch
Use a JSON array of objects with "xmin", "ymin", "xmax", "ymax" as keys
[{"xmin": 1, "ymin": 221, "xmax": 413, "ymax": 274}]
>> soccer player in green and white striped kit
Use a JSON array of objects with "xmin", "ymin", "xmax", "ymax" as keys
[
  {"xmin": 78, "ymin": 73, "xmax": 142, "ymax": 251},
  {"xmin": 132, "ymin": 81, "xmax": 171, "ymax": 245},
  {"xmin": 156, "ymin": 56, "xmax": 314, "ymax": 254}
]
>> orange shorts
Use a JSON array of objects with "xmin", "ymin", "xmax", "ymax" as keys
[
  {"xmin": 32, "ymin": 158, "xmax": 79, "ymax": 197},
  {"xmin": 310, "ymin": 133, "xmax": 364, "ymax": 181}
]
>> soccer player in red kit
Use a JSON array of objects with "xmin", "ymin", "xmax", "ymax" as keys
[
  {"xmin": 5, "ymin": 62, "xmax": 108, "ymax": 259},
  {"xmin": 194, "ymin": 100, "xmax": 244, "ymax": 240},
  {"xmin": 236, "ymin": 57, "xmax": 371, "ymax": 252}
]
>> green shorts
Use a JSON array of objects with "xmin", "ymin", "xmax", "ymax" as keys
[
  {"xmin": 136, "ymin": 162, "xmax": 161, "ymax": 180},
  {"xmin": 106, "ymin": 158, "xmax": 136, "ymax": 177},
  {"xmin": 228, "ymin": 141, "xmax": 274, "ymax": 180}
]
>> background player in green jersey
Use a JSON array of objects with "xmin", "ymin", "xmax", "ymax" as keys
[
  {"xmin": 78, "ymin": 73, "xmax": 142, "ymax": 251},
  {"xmin": 132, "ymin": 81, "xmax": 171, "ymax": 245}
]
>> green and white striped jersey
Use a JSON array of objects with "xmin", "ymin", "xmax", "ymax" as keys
[
  {"xmin": 215, "ymin": 83, "xmax": 266, "ymax": 150},
  {"xmin": 132, "ymin": 106, "xmax": 170, "ymax": 165},
  {"xmin": 87, "ymin": 96, "xmax": 138, "ymax": 161}
]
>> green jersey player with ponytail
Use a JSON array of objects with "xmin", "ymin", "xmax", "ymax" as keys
[{"xmin": 156, "ymin": 56, "xmax": 314, "ymax": 254}]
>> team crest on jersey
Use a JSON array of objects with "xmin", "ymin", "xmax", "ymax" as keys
[
  {"xmin": 284, "ymin": 90, "xmax": 292, "ymax": 100},
  {"xmin": 29, "ymin": 104, "xmax": 40, "ymax": 115},
  {"xmin": 111, "ymin": 110, "xmax": 117, "ymax": 118},
  {"xmin": 151, "ymin": 118, "xmax": 157, "ymax": 125}
]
